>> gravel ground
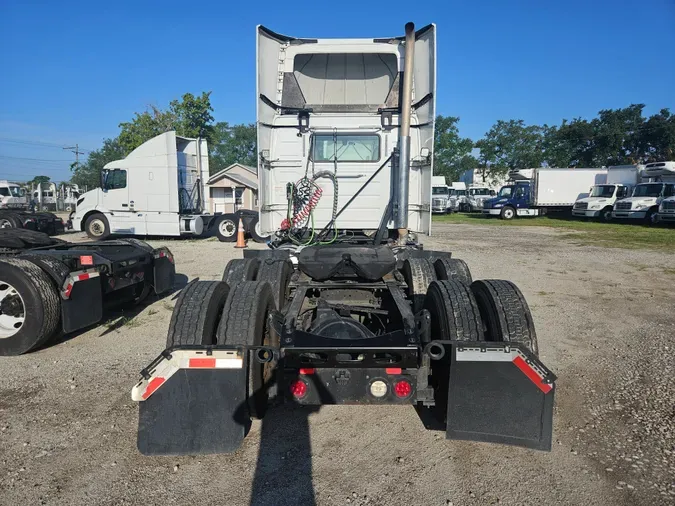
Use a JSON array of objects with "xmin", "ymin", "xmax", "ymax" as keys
[{"xmin": 0, "ymin": 223, "xmax": 673, "ymax": 506}]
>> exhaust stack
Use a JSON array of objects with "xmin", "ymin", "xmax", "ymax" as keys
[{"xmin": 394, "ymin": 22, "xmax": 416, "ymax": 242}]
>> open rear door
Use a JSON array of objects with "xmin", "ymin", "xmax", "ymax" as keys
[{"xmin": 445, "ymin": 343, "xmax": 555, "ymax": 451}]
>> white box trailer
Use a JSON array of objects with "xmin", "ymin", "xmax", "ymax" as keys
[{"xmin": 256, "ymin": 24, "xmax": 436, "ymax": 238}]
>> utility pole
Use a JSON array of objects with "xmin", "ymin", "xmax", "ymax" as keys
[{"xmin": 63, "ymin": 144, "xmax": 85, "ymax": 167}]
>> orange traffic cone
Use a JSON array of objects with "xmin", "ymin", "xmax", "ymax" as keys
[{"xmin": 234, "ymin": 218, "xmax": 247, "ymax": 248}]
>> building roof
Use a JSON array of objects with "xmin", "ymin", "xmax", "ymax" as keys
[{"xmin": 207, "ymin": 163, "xmax": 258, "ymax": 190}]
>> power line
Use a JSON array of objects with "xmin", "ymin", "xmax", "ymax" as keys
[
  {"xmin": 0, "ymin": 155, "xmax": 74, "ymax": 162},
  {"xmin": 0, "ymin": 137, "xmax": 93, "ymax": 152}
]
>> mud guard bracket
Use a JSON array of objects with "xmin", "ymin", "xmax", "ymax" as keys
[{"xmin": 443, "ymin": 342, "xmax": 555, "ymax": 451}]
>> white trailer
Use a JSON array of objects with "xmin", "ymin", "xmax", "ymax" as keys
[
  {"xmin": 256, "ymin": 24, "xmax": 436, "ymax": 239},
  {"xmin": 572, "ymin": 165, "xmax": 642, "ymax": 221},
  {"xmin": 73, "ymin": 132, "xmax": 238, "ymax": 240}
]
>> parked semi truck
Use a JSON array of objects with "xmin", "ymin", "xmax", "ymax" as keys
[
  {"xmin": 572, "ymin": 165, "xmax": 643, "ymax": 221},
  {"xmin": 459, "ymin": 185, "xmax": 495, "ymax": 212},
  {"xmin": 613, "ymin": 161, "xmax": 675, "ymax": 223},
  {"xmin": 0, "ymin": 229, "xmax": 175, "ymax": 355},
  {"xmin": 483, "ymin": 167, "xmax": 607, "ymax": 219},
  {"xmin": 72, "ymin": 132, "xmax": 263, "ymax": 242},
  {"xmin": 132, "ymin": 22, "xmax": 556, "ymax": 457},
  {"xmin": 432, "ymin": 176, "xmax": 454, "ymax": 214}
]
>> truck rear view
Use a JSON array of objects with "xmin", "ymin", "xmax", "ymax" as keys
[{"xmin": 256, "ymin": 25, "xmax": 435, "ymax": 238}]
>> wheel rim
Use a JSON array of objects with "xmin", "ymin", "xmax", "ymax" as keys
[
  {"xmin": 0, "ymin": 219, "xmax": 12, "ymax": 229},
  {"xmin": 0, "ymin": 282, "xmax": 25, "ymax": 339},
  {"xmin": 254, "ymin": 220, "xmax": 268, "ymax": 238},
  {"xmin": 89, "ymin": 218, "xmax": 105, "ymax": 237},
  {"xmin": 219, "ymin": 220, "xmax": 236, "ymax": 237},
  {"xmin": 504, "ymin": 209, "xmax": 514, "ymax": 219}
]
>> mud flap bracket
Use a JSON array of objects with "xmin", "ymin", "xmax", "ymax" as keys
[{"xmin": 441, "ymin": 342, "xmax": 556, "ymax": 451}]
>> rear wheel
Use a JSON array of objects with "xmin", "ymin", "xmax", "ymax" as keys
[
  {"xmin": 0, "ymin": 213, "xmax": 22, "ymax": 229},
  {"xmin": 216, "ymin": 281, "xmax": 277, "ymax": 419},
  {"xmin": 500, "ymin": 206, "xmax": 516, "ymax": 220},
  {"xmin": 470, "ymin": 279, "xmax": 538, "ymax": 355},
  {"xmin": 401, "ymin": 258, "xmax": 437, "ymax": 313},
  {"xmin": 85, "ymin": 213, "xmax": 110, "ymax": 240},
  {"xmin": 166, "ymin": 280, "xmax": 230, "ymax": 348},
  {"xmin": 0, "ymin": 259, "xmax": 60, "ymax": 356},
  {"xmin": 423, "ymin": 280, "xmax": 484, "ymax": 423},
  {"xmin": 248, "ymin": 215, "xmax": 271, "ymax": 243},
  {"xmin": 222, "ymin": 258, "xmax": 260, "ymax": 286},
  {"xmin": 256, "ymin": 258, "xmax": 293, "ymax": 310},
  {"xmin": 433, "ymin": 257, "xmax": 472, "ymax": 285},
  {"xmin": 215, "ymin": 214, "xmax": 238, "ymax": 242}
]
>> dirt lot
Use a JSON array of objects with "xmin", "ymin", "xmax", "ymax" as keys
[{"xmin": 1, "ymin": 223, "xmax": 673, "ymax": 506}]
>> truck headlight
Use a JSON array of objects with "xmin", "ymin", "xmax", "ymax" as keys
[
  {"xmin": 493, "ymin": 203, "xmax": 504, "ymax": 208},
  {"xmin": 634, "ymin": 204, "xmax": 647, "ymax": 210}
]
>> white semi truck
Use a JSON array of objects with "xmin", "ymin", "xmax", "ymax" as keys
[
  {"xmin": 613, "ymin": 161, "xmax": 675, "ymax": 223},
  {"xmin": 572, "ymin": 165, "xmax": 642, "ymax": 221},
  {"xmin": 0, "ymin": 181, "xmax": 28, "ymax": 210},
  {"xmin": 73, "ymin": 132, "xmax": 248, "ymax": 240},
  {"xmin": 256, "ymin": 23, "xmax": 435, "ymax": 240},
  {"xmin": 432, "ymin": 175, "xmax": 453, "ymax": 213}
]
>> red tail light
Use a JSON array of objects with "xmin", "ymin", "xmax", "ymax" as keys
[
  {"xmin": 289, "ymin": 379, "xmax": 308, "ymax": 398},
  {"xmin": 394, "ymin": 380, "xmax": 412, "ymax": 398}
]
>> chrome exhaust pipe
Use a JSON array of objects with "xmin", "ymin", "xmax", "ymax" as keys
[{"xmin": 393, "ymin": 22, "xmax": 415, "ymax": 241}]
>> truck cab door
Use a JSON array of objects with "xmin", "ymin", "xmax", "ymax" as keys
[
  {"xmin": 101, "ymin": 169, "xmax": 147, "ymax": 235},
  {"xmin": 514, "ymin": 185, "xmax": 529, "ymax": 208}
]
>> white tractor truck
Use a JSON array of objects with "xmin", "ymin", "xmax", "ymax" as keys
[
  {"xmin": 612, "ymin": 161, "xmax": 675, "ymax": 224},
  {"xmin": 572, "ymin": 165, "xmax": 643, "ymax": 221},
  {"xmin": 432, "ymin": 176, "xmax": 453, "ymax": 214},
  {"xmin": 459, "ymin": 185, "xmax": 495, "ymax": 213},
  {"xmin": 72, "ymin": 132, "xmax": 264, "ymax": 241}
]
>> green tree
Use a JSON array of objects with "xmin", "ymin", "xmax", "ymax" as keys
[
  {"xmin": 209, "ymin": 122, "xmax": 257, "ymax": 173},
  {"xmin": 70, "ymin": 137, "xmax": 125, "ymax": 189},
  {"xmin": 591, "ymin": 104, "xmax": 645, "ymax": 165},
  {"xmin": 433, "ymin": 115, "xmax": 476, "ymax": 183},
  {"xmin": 29, "ymin": 175, "xmax": 51, "ymax": 186},
  {"xmin": 475, "ymin": 120, "xmax": 545, "ymax": 177},
  {"xmin": 118, "ymin": 92, "xmax": 215, "ymax": 155},
  {"xmin": 543, "ymin": 118, "xmax": 595, "ymax": 167},
  {"xmin": 639, "ymin": 108, "xmax": 675, "ymax": 162}
]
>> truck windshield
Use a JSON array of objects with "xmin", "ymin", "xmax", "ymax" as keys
[
  {"xmin": 633, "ymin": 184, "xmax": 663, "ymax": 197},
  {"xmin": 497, "ymin": 186, "xmax": 513, "ymax": 198},
  {"xmin": 311, "ymin": 134, "xmax": 380, "ymax": 162},
  {"xmin": 432, "ymin": 187, "xmax": 448, "ymax": 195},
  {"xmin": 455, "ymin": 190, "xmax": 466, "ymax": 196},
  {"xmin": 0, "ymin": 188, "xmax": 9, "ymax": 197},
  {"xmin": 590, "ymin": 185, "xmax": 615, "ymax": 198}
]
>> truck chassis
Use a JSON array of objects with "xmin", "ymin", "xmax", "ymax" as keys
[
  {"xmin": 133, "ymin": 245, "xmax": 556, "ymax": 455},
  {"xmin": 0, "ymin": 229, "xmax": 175, "ymax": 355}
]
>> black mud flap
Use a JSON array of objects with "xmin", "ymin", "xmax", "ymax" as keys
[
  {"xmin": 61, "ymin": 277, "xmax": 103, "ymax": 334},
  {"xmin": 138, "ymin": 368, "xmax": 248, "ymax": 456},
  {"xmin": 445, "ymin": 343, "xmax": 555, "ymax": 451},
  {"xmin": 152, "ymin": 255, "xmax": 175, "ymax": 295}
]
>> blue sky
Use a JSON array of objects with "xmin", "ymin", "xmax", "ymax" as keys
[{"xmin": 1, "ymin": 0, "xmax": 674, "ymax": 182}]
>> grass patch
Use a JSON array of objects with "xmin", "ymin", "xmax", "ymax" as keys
[
  {"xmin": 433, "ymin": 213, "xmax": 675, "ymax": 250},
  {"xmin": 663, "ymin": 268, "xmax": 675, "ymax": 276},
  {"xmin": 147, "ymin": 308, "xmax": 158, "ymax": 316},
  {"xmin": 105, "ymin": 316, "xmax": 142, "ymax": 330}
]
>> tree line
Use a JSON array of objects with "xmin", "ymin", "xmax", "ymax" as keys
[{"xmin": 68, "ymin": 92, "xmax": 675, "ymax": 190}]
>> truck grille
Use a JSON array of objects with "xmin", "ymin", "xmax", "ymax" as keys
[
  {"xmin": 615, "ymin": 201, "xmax": 632, "ymax": 210},
  {"xmin": 663, "ymin": 200, "xmax": 675, "ymax": 210},
  {"xmin": 432, "ymin": 198, "xmax": 445, "ymax": 207},
  {"xmin": 574, "ymin": 202, "xmax": 588, "ymax": 210}
]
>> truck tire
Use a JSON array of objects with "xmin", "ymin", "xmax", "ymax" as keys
[
  {"xmin": 401, "ymin": 258, "xmax": 437, "ymax": 313},
  {"xmin": 423, "ymin": 280, "xmax": 484, "ymax": 423},
  {"xmin": 0, "ymin": 213, "xmax": 22, "ymax": 229},
  {"xmin": 433, "ymin": 257, "xmax": 472, "ymax": 285},
  {"xmin": 470, "ymin": 279, "xmax": 539, "ymax": 355},
  {"xmin": 500, "ymin": 206, "xmax": 516, "ymax": 220},
  {"xmin": 0, "ymin": 258, "xmax": 60, "ymax": 356},
  {"xmin": 85, "ymin": 213, "xmax": 110, "ymax": 240},
  {"xmin": 216, "ymin": 281, "xmax": 277, "ymax": 419},
  {"xmin": 256, "ymin": 258, "xmax": 293, "ymax": 310},
  {"xmin": 599, "ymin": 207, "xmax": 613, "ymax": 222},
  {"xmin": 222, "ymin": 258, "xmax": 260, "ymax": 286},
  {"xmin": 248, "ymin": 215, "xmax": 271, "ymax": 243},
  {"xmin": 646, "ymin": 207, "xmax": 659, "ymax": 225},
  {"xmin": 215, "ymin": 214, "xmax": 238, "ymax": 242},
  {"xmin": 424, "ymin": 280, "xmax": 484, "ymax": 343},
  {"xmin": 165, "ymin": 280, "xmax": 230, "ymax": 348}
]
